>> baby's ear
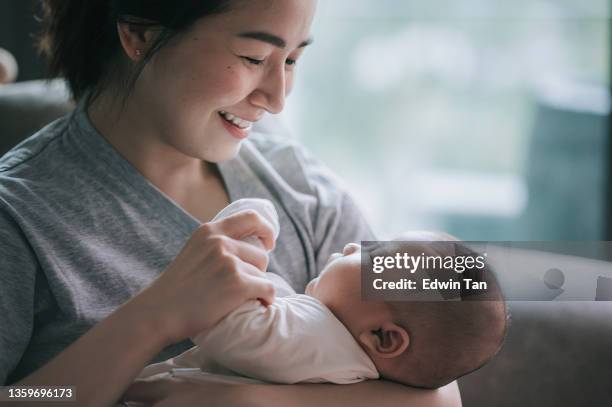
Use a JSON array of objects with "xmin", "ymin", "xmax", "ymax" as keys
[{"xmin": 359, "ymin": 322, "xmax": 409, "ymax": 359}]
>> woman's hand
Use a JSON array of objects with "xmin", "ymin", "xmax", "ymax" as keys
[{"xmin": 128, "ymin": 209, "xmax": 277, "ymax": 346}]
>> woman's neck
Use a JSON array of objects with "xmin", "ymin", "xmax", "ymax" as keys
[
  {"xmin": 86, "ymin": 88, "xmax": 231, "ymax": 223},
  {"xmin": 87, "ymin": 89, "xmax": 218, "ymax": 191}
]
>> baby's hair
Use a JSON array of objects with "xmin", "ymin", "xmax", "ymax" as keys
[{"xmin": 384, "ymin": 237, "xmax": 508, "ymax": 388}]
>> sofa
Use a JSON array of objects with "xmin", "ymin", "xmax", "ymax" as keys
[{"xmin": 1, "ymin": 80, "xmax": 611, "ymax": 406}]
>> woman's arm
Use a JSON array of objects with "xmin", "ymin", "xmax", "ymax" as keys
[
  {"xmin": 14, "ymin": 300, "xmax": 167, "ymax": 407},
  {"xmin": 10, "ymin": 212, "xmax": 277, "ymax": 407},
  {"xmin": 124, "ymin": 377, "xmax": 461, "ymax": 407},
  {"xmin": 257, "ymin": 380, "xmax": 462, "ymax": 407}
]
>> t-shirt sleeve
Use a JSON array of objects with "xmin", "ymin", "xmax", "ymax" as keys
[{"xmin": 0, "ymin": 207, "xmax": 37, "ymax": 385}]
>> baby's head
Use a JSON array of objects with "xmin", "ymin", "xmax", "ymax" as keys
[{"xmin": 305, "ymin": 233, "xmax": 507, "ymax": 389}]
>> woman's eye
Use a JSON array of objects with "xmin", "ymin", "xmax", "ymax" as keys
[
  {"xmin": 240, "ymin": 56, "xmax": 297, "ymax": 68},
  {"xmin": 242, "ymin": 56, "xmax": 264, "ymax": 65}
]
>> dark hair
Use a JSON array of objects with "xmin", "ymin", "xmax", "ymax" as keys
[
  {"xmin": 37, "ymin": 0, "xmax": 233, "ymax": 104},
  {"xmin": 385, "ymin": 242, "xmax": 508, "ymax": 388}
]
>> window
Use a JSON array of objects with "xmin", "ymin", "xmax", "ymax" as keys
[{"xmin": 287, "ymin": 0, "xmax": 609, "ymax": 240}]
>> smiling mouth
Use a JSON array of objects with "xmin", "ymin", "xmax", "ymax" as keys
[{"xmin": 219, "ymin": 111, "xmax": 253, "ymax": 130}]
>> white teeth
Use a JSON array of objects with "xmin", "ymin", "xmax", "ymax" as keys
[{"xmin": 220, "ymin": 111, "xmax": 252, "ymax": 129}]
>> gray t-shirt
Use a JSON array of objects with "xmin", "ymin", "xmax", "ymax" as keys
[{"xmin": 0, "ymin": 103, "xmax": 375, "ymax": 385}]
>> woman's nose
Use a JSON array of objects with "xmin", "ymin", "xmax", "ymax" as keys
[{"xmin": 249, "ymin": 65, "xmax": 286, "ymax": 114}]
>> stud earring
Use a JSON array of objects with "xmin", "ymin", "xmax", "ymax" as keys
[{"xmin": 135, "ymin": 49, "xmax": 143, "ymax": 57}]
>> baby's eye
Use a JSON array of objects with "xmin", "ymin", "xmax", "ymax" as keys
[
  {"xmin": 242, "ymin": 56, "xmax": 264, "ymax": 65},
  {"xmin": 285, "ymin": 58, "xmax": 297, "ymax": 66}
]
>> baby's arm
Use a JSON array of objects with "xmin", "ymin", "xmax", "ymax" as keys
[
  {"xmin": 190, "ymin": 296, "xmax": 378, "ymax": 384},
  {"xmin": 189, "ymin": 299, "xmax": 297, "ymax": 382}
]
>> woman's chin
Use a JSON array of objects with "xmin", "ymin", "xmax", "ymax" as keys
[
  {"xmin": 215, "ymin": 143, "xmax": 244, "ymax": 162},
  {"xmin": 195, "ymin": 140, "xmax": 244, "ymax": 163}
]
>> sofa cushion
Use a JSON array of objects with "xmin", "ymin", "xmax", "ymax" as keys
[
  {"xmin": 0, "ymin": 79, "xmax": 74, "ymax": 157},
  {"xmin": 459, "ymin": 301, "xmax": 612, "ymax": 406}
]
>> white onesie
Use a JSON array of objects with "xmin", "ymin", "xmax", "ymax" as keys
[
  {"xmin": 139, "ymin": 199, "xmax": 379, "ymax": 384},
  {"xmin": 140, "ymin": 273, "xmax": 379, "ymax": 384}
]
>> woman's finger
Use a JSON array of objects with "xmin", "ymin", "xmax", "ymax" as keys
[
  {"xmin": 212, "ymin": 210, "xmax": 276, "ymax": 251},
  {"xmin": 240, "ymin": 273, "xmax": 276, "ymax": 306},
  {"xmin": 230, "ymin": 238, "xmax": 270, "ymax": 272}
]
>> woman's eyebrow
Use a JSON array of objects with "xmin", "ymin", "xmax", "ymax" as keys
[{"xmin": 237, "ymin": 31, "xmax": 313, "ymax": 49}]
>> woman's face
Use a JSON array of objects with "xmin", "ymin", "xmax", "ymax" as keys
[{"xmin": 134, "ymin": 0, "xmax": 316, "ymax": 162}]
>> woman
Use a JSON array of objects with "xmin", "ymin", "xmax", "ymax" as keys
[{"xmin": 0, "ymin": 0, "xmax": 461, "ymax": 405}]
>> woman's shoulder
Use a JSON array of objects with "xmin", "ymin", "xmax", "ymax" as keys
[
  {"xmin": 0, "ymin": 113, "xmax": 77, "ymax": 221},
  {"xmin": 242, "ymin": 129, "xmax": 348, "ymax": 202},
  {"xmin": 0, "ymin": 114, "xmax": 72, "ymax": 176}
]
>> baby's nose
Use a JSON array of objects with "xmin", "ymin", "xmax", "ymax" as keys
[{"xmin": 342, "ymin": 243, "xmax": 361, "ymax": 255}]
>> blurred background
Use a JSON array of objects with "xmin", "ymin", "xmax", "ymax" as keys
[
  {"xmin": 287, "ymin": 0, "xmax": 611, "ymax": 241},
  {"xmin": 1, "ymin": 0, "xmax": 610, "ymax": 242}
]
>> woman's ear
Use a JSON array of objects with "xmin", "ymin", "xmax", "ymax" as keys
[
  {"xmin": 358, "ymin": 322, "xmax": 410, "ymax": 359},
  {"xmin": 116, "ymin": 19, "xmax": 158, "ymax": 61}
]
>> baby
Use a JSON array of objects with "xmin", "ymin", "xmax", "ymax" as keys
[{"xmin": 140, "ymin": 199, "xmax": 507, "ymax": 389}]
